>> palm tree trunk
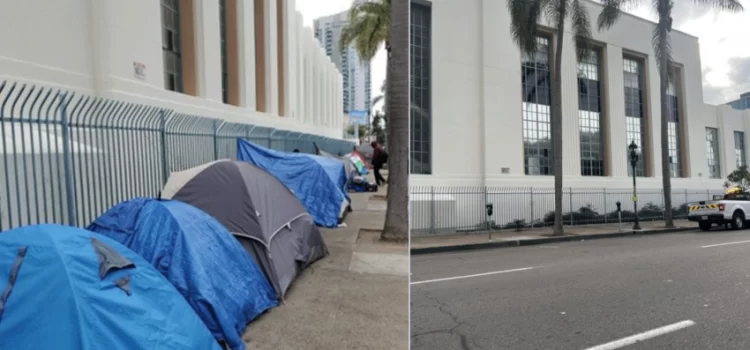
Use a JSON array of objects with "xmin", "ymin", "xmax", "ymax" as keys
[
  {"xmin": 381, "ymin": 0, "xmax": 408, "ymax": 241},
  {"xmin": 658, "ymin": 6, "xmax": 675, "ymax": 228},
  {"xmin": 552, "ymin": 15, "xmax": 566, "ymax": 236}
]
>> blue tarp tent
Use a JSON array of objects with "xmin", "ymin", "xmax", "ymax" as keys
[
  {"xmin": 87, "ymin": 198, "xmax": 277, "ymax": 350},
  {"xmin": 0, "ymin": 224, "xmax": 220, "ymax": 350},
  {"xmin": 237, "ymin": 139, "xmax": 350, "ymax": 227}
]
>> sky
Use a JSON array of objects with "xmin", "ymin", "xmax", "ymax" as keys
[
  {"xmin": 622, "ymin": 0, "xmax": 750, "ymax": 105},
  {"xmin": 296, "ymin": 0, "xmax": 750, "ymax": 106},
  {"xmin": 296, "ymin": 0, "xmax": 387, "ymax": 111}
]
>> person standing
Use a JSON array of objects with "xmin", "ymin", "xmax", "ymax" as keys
[{"xmin": 370, "ymin": 141, "xmax": 387, "ymax": 186}]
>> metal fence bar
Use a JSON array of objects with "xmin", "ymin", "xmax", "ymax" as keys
[
  {"xmin": 59, "ymin": 93, "xmax": 76, "ymax": 226},
  {"xmin": 0, "ymin": 79, "xmax": 356, "ymax": 231},
  {"xmin": 410, "ymin": 185, "xmax": 726, "ymax": 236}
]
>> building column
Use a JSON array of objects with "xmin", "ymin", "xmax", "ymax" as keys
[
  {"xmin": 560, "ymin": 33, "xmax": 581, "ymax": 177},
  {"xmin": 311, "ymin": 48, "xmax": 318, "ymax": 125},
  {"xmin": 88, "ymin": 0, "xmax": 112, "ymax": 94},
  {"xmin": 315, "ymin": 51, "xmax": 323, "ymax": 125},
  {"xmin": 193, "ymin": 0, "xmax": 222, "ymax": 101},
  {"xmin": 339, "ymin": 74, "xmax": 344, "ymax": 129},
  {"xmin": 265, "ymin": 0, "xmax": 279, "ymax": 115},
  {"xmin": 304, "ymin": 29, "xmax": 314, "ymax": 124},
  {"xmin": 742, "ymin": 110, "xmax": 750, "ymax": 172},
  {"xmin": 646, "ymin": 55, "xmax": 662, "ymax": 176},
  {"xmin": 326, "ymin": 63, "xmax": 332, "ymax": 126},
  {"xmin": 296, "ymin": 12, "xmax": 305, "ymax": 121},
  {"xmin": 604, "ymin": 46, "xmax": 628, "ymax": 177},
  {"xmin": 283, "ymin": 3, "xmax": 297, "ymax": 119},
  {"xmin": 479, "ymin": 0, "xmax": 524, "ymax": 179},
  {"xmin": 237, "ymin": 0, "xmax": 256, "ymax": 109}
]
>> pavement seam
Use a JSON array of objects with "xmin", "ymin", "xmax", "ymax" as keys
[{"xmin": 410, "ymin": 227, "xmax": 696, "ymax": 255}]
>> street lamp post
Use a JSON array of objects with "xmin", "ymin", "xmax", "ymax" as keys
[{"xmin": 629, "ymin": 141, "xmax": 641, "ymax": 230}]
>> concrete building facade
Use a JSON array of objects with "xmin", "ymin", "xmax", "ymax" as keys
[
  {"xmin": 409, "ymin": 0, "xmax": 750, "ymax": 190},
  {"xmin": 0, "ymin": 0, "xmax": 344, "ymax": 138},
  {"xmin": 313, "ymin": 10, "xmax": 372, "ymax": 115}
]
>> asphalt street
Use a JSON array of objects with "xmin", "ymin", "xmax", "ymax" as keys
[{"xmin": 411, "ymin": 229, "xmax": 750, "ymax": 350}]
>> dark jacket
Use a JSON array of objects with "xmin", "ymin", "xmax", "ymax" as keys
[{"xmin": 371, "ymin": 143, "xmax": 383, "ymax": 167}]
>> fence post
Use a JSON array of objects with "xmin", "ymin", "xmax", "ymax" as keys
[
  {"xmin": 685, "ymin": 189, "xmax": 688, "ymax": 207},
  {"xmin": 430, "ymin": 186, "xmax": 435, "ymax": 234},
  {"xmin": 706, "ymin": 189, "xmax": 709, "ymax": 199},
  {"xmin": 569, "ymin": 188, "xmax": 574, "ymax": 226},
  {"xmin": 482, "ymin": 186, "xmax": 492, "ymax": 231},
  {"xmin": 603, "ymin": 188, "xmax": 608, "ymax": 224},
  {"xmin": 212, "ymin": 120, "xmax": 220, "ymax": 160},
  {"xmin": 486, "ymin": 186, "xmax": 492, "ymax": 241},
  {"xmin": 159, "ymin": 110, "xmax": 169, "ymax": 185},
  {"xmin": 59, "ymin": 93, "xmax": 77, "ymax": 226},
  {"xmin": 530, "ymin": 187, "xmax": 534, "ymax": 228}
]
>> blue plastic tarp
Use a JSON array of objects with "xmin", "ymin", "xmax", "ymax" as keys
[
  {"xmin": 0, "ymin": 224, "xmax": 221, "ymax": 350},
  {"xmin": 237, "ymin": 139, "xmax": 349, "ymax": 227},
  {"xmin": 87, "ymin": 199, "xmax": 278, "ymax": 350}
]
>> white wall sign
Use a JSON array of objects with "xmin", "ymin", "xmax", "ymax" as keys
[{"xmin": 133, "ymin": 62, "xmax": 146, "ymax": 80}]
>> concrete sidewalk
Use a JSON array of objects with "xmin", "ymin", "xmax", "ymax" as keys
[
  {"xmin": 243, "ymin": 184, "xmax": 408, "ymax": 349},
  {"xmin": 411, "ymin": 219, "xmax": 699, "ymax": 255}
]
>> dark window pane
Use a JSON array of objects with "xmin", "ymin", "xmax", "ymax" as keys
[
  {"xmin": 410, "ymin": 3, "xmax": 431, "ymax": 174},
  {"xmin": 578, "ymin": 49, "xmax": 604, "ymax": 176},
  {"xmin": 161, "ymin": 0, "xmax": 182, "ymax": 92}
]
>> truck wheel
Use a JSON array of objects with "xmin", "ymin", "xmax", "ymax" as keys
[
  {"xmin": 732, "ymin": 211, "xmax": 746, "ymax": 230},
  {"xmin": 699, "ymin": 221, "xmax": 712, "ymax": 231}
]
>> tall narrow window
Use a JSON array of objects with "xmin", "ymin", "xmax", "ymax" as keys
[
  {"xmin": 578, "ymin": 49, "xmax": 604, "ymax": 176},
  {"xmin": 667, "ymin": 72, "xmax": 683, "ymax": 177},
  {"xmin": 522, "ymin": 36, "xmax": 553, "ymax": 175},
  {"xmin": 410, "ymin": 2, "xmax": 431, "ymax": 174},
  {"xmin": 219, "ymin": 0, "xmax": 228, "ymax": 103},
  {"xmin": 706, "ymin": 127, "xmax": 720, "ymax": 178},
  {"xmin": 161, "ymin": 0, "xmax": 182, "ymax": 92},
  {"xmin": 735, "ymin": 131, "xmax": 746, "ymax": 168},
  {"xmin": 623, "ymin": 57, "xmax": 646, "ymax": 177}
]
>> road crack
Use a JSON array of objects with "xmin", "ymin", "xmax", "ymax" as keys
[{"xmin": 411, "ymin": 291, "xmax": 480, "ymax": 350}]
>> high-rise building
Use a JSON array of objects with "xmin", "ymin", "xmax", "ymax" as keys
[
  {"xmin": 728, "ymin": 92, "xmax": 750, "ymax": 110},
  {"xmin": 313, "ymin": 10, "xmax": 372, "ymax": 116}
]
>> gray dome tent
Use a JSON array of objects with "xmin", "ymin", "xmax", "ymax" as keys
[{"xmin": 160, "ymin": 159, "xmax": 328, "ymax": 299}]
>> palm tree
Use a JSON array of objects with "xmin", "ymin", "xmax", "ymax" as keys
[
  {"xmin": 340, "ymin": 0, "xmax": 407, "ymax": 241},
  {"xmin": 380, "ymin": 0, "xmax": 408, "ymax": 241},
  {"xmin": 507, "ymin": 0, "xmax": 595, "ymax": 236},
  {"xmin": 339, "ymin": 0, "xmax": 390, "ymax": 62},
  {"xmin": 597, "ymin": 0, "xmax": 742, "ymax": 228}
]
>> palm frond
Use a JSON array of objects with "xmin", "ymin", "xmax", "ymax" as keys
[
  {"xmin": 544, "ymin": 0, "xmax": 566, "ymax": 29},
  {"xmin": 571, "ymin": 0, "xmax": 593, "ymax": 61},
  {"xmin": 692, "ymin": 0, "xmax": 743, "ymax": 12},
  {"xmin": 651, "ymin": 24, "xmax": 673, "ymax": 79},
  {"xmin": 338, "ymin": 0, "xmax": 390, "ymax": 61},
  {"xmin": 507, "ymin": 0, "xmax": 547, "ymax": 57},
  {"xmin": 597, "ymin": 0, "xmax": 641, "ymax": 30}
]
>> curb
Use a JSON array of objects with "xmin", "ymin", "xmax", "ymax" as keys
[{"xmin": 410, "ymin": 227, "xmax": 696, "ymax": 255}]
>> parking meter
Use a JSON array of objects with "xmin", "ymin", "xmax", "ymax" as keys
[
  {"xmin": 616, "ymin": 201, "xmax": 623, "ymax": 231},
  {"xmin": 485, "ymin": 203, "xmax": 494, "ymax": 241},
  {"xmin": 616, "ymin": 201, "xmax": 621, "ymax": 212}
]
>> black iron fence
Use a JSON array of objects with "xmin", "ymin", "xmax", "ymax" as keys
[{"xmin": 410, "ymin": 186, "xmax": 724, "ymax": 235}]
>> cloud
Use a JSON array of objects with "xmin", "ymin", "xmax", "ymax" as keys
[{"xmin": 727, "ymin": 57, "xmax": 750, "ymax": 86}]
